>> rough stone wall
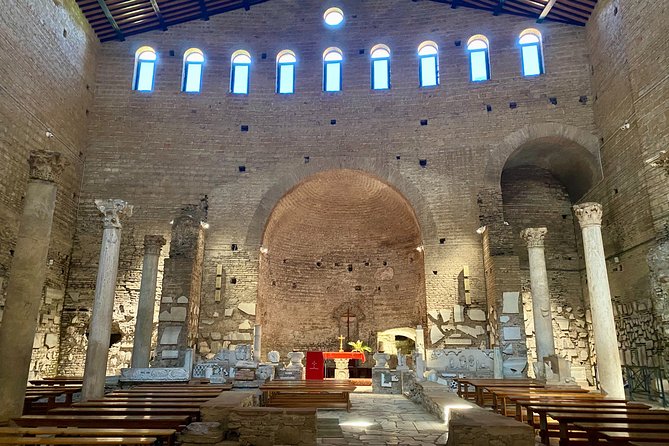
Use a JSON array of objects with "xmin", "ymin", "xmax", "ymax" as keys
[
  {"xmin": 0, "ymin": 0, "xmax": 98, "ymax": 378},
  {"xmin": 62, "ymin": 0, "xmax": 597, "ymax": 372},
  {"xmin": 585, "ymin": 0, "xmax": 669, "ymax": 368},
  {"xmin": 501, "ymin": 166, "xmax": 593, "ymax": 376}
]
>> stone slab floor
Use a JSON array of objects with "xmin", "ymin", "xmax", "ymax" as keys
[{"xmin": 317, "ymin": 393, "xmax": 448, "ymax": 445}]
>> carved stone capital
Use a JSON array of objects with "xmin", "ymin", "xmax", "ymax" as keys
[
  {"xmin": 28, "ymin": 150, "xmax": 67, "ymax": 182},
  {"xmin": 573, "ymin": 202, "xmax": 603, "ymax": 228},
  {"xmin": 520, "ymin": 227, "xmax": 548, "ymax": 248},
  {"xmin": 144, "ymin": 235, "xmax": 166, "ymax": 255},
  {"xmin": 95, "ymin": 199, "xmax": 133, "ymax": 229}
]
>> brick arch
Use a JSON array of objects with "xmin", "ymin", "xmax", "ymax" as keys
[
  {"xmin": 244, "ymin": 158, "xmax": 437, "ymax": 257},
  {"xmin": 484, "ymin": 123, "xmax": 602, "ymax": 200}
]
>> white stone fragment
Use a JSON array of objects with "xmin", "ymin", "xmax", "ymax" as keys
[
  {"xmin": 44, "ymin": 333, "xmax": 58, "ymax": 349},
  {"xmin": 224, "ymin": 309, "xmax": 234, "ymax": 317},
  {"xmin": 554, "ymin": 316, "xmax": 570, "ymax": 330},
  {"xmin": 456, "ymin": 325, "xmax": 485, "ymax": 337},
  {"xmin": 159, "ymin": 307, "xmax": 187, "ymax": 322},
  {"xmin": 176, "ymin": 296, "xmax": 189, "ymax": 304},
  {"xmin": 238, "ymin": 320, "xmax": 252, "ymax": 330},
  {"xmin": 453, "ymin": 304, "xmax": 464, "ymax": 323},
  {"xmin": 502, "ymin": 292, "xmax": 520, "ymax": 314},
  {"xmin": 161, "ymin": 350, "xmax": 179, "ymax": 359},
  {"xmin": 161, "ymin": 296, "xmax": 173, "ymax": 304},
  {"xmin": 443, "ymin": 338, "xmax": 472, "ymax": 345},
  {"xmin": 503, "ymin": 326, "xmax": 522, "ymax": 341},
  {"xmin": 160, "ymin": 326, "xmax": 181, "ymax": 345},
  {"xmin": 500, "ymin": 316, "xmax": 510, "ymax": 323},
  {"xmin": 210, "ymin": 332, "xmax": 221, "ymax": 340},
  {"xmin": 503, "ymin": 344, "xmax": 514, "ymax": 354},
  {"xmin": 440, "ymin": 309, "xmax": 451, "ymax": 322},
  {"xmin": 428, "ymin": 310, "xmax": 440, "ymax": 320},
  {"xmin": 468, "ymin": 308, "xmax": 486, "ymax": 321},
  {"xmin": 238, "ymin": 303, "xmax": 256, "ymax": 316},
  {"xmin": 430, "ymin": 325, "xmax": 445, "ymax": 345}
]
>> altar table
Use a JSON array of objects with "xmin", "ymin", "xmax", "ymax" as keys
[{"xmin": 324, "ymin": 352, "xmax": 366, "ymax": 380}]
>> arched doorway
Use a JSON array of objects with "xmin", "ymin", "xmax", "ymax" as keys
[
  {"xmin": 500, "ymin": 136, "xmax": 598, "ymax": 381},
  {"xmin": 256, "ymin": 169, "xmax": 426, "ymax": 355}
]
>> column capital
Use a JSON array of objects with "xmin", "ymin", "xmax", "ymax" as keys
[
  {"xmin": 573, "ymin": 202, "xmax": 603, "ymax": 228},
  {"xmin": 28, "ymin": 150, "xmax": 66, "ymax": 182},
  {"xmin": 95, "ymin": 199, "xmax": 133, "ymax": 229},
  {"xmin": 520, "ymin": 227, "xmax": 548, "ymax": 248},
  {"xmin": 143, "ymin": 235, "xmax": 166, "ymax": 255}
]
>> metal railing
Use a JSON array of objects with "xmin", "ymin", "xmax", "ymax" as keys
[{"xmin": 623, "ymin": 365, "xmax": 667, "ymax": 407}]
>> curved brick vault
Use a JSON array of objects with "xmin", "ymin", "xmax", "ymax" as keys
[{"xmin": 257, "ymin": 169, "xmax": 427, "ymax": 355}]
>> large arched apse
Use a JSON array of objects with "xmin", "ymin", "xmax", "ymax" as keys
[
  {"xmin": 257, "ymin": 169, "xmax": 426, "ymax": 355},
  {"xmin": 501, "ymin": 136, "xmax": 598, "ymax": 380}
]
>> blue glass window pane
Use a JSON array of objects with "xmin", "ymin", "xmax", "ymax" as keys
[
  {"xmin": 278, "ymin": 64, "xmax": 295, "ymax": 94},
  {"xmin": 184, "ymin": 63, "xmax": 202, "ymax": 92},
  {"xmin": 420, "ymin": 56, "xmax": 437, "ymax": 87},
  {"xmin": 372, "ymin": 59, "xmax": 389, "ymax": 90},
  {"xmin": 522, "ymin": 45, "xmax": 541, "ymax": 76},
  {"xmin": 470, "ymin": 50, "xmax": 489, "ymax": 82},
  {"xmin": 232, "ymin": 65, "xmax": 249, "ymax": 94},
  {"xmin": 136, "ymin": 61, "xmax": 155, "ymax": 91},
  {"xmin": 325, "ymin": 62, "xmax": 341, "ymax": 92}
]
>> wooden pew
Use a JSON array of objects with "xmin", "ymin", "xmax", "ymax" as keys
[
  {"xmin": 0, "ymin": 427, "xmax": 175, "ymax": 446},
  {"xmin": 0, "ymin": 436, "xmax": 157, "ymax": 445},
  {"xmin": 453, "ymin": 378, "xmax": 544, "ymax": 403},
  {"xmin": 74, "ymin": 401, "xmax": 202, "ymax": 408},
  {"xmin": 48, "ymin": 407, "xmax": 200, "ymax": 421},
  {"xmin": 484, "ymin": 387, "xmax": 591, "ymax": 410},
  {"xmin": 29, "ymin": 378, "xmax": 83, "ymax": 387},
  {"xmin": 260, "ymin": 380, "xmax": 356, "ymax": 411},
  {"xmin": 13, "ymin": 415, "xmax": 191, "ymax": 431},
  {"xmin": 23, "ymin": 387, "xmax": 81, "ymax": 413},
  {"xmin": 544, "ymin": 410, "xmax": 669, "ymax": 446},
  {"xmin": 572, "ymin": 421, "xmax": 669, "ymax": 444},
  {"xmin": 511, "ymin": 398, "xmax": 648, "ymax": 421}
]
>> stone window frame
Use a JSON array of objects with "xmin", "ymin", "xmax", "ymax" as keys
[
  {"xmin": 133, "ymin": 46, "xmax": 157, "ymax": 92},
  {"xmin": 519, "ymin": 28, "xmax": 545, "ymax": 76},
  {"xmin": 182, "ymin": 48, "xmax": 205, "ymax": 93},
  {"xmin": 467, "ymin": 34, "xmax": 491, "ymax": 82},
  {"xmin": 276, "ymin": 50, "xmax": 297, "ymax": 94},
  {"xmin": 370, "ymin": 44, "xmax": 391, "ymax": 90},
  {"xmin": 230, "ymin": 50, "xmax": 252, "ymax": 95},
  {"xmin": 418, "ymin": 41, "xmax": 439, "ymax": 88},
  {"xmin": 323, "ymin": 47, "xmax": 343, "ymax": 93}
]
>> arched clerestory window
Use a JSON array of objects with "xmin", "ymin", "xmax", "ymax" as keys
[
  {"xmin": 371, "ymin": 45, "xmax": 391, "ymax": 90},
  {"xmin": 276, "ymin": 50, "xmax": 296, "ymax": 94},
  {"xmin": 418, "ymin": 41, "xmax": 439, "ymax": 87},
  {"xmin": 323, "ymin": 47, "xmax": 343, "ymax": 92},
  {"xmin": 519, "ymin": 29, "xmax": 544, "ymax": 76},
  {"xmin": 182, "ymin": 48, "xmax": 204, "ymax": 93},
  {"xmin": 467, "ymin": 35, "xmax": 490, "ymax": 82},
  {"xmin": 133, "ymin": 46, "xmax": 157, "ymax": 92},
  {"xmin": 231, "ymin": 50, "xmax": 251, "ymax": 94}
]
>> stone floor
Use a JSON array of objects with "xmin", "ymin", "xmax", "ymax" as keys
[{"xmin": 317, "ymin": 393, "xmax": 448, "ymax": 445}]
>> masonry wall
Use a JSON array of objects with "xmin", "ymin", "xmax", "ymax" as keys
[
  {"xmin": 585, "ymin": 0, "xmax": 669, "ymax": 368},
  {"xmin": 0, "ymin": 0, "xmax": 98, "ymax": 378},
  {"xmin": 62, "ymin": 0, "xmax": 598, "ymax": 373}
]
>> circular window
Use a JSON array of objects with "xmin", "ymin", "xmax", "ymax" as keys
[{"xmin": 323, "ymin": 7, "xmax": 344, "ymax": 26}]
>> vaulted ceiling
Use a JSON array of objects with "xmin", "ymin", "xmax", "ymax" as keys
[{"xmin": 76, "ymin": 0, "xmax": 598, "ymax": 43}]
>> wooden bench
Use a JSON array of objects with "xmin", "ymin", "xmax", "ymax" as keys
[
  {"xmin": 48, "ymin": 407, "xmax": 200, "ymax": 421},
  {"xmin": 29, "ymin": 378, "xmax": 83, "ymax": 387},
  {"xmin": 484, "ymin": 387, "xmax": 591, "ymax": 410},
  {"xmin": 23, "ymin": 387, "xmax": 81, "ymax": 413},
  {"xmin": 545, "ymin": 410, "xmax": 669, "ymax": 446},
  {"xmin": 572, "ymin": 421, "xmax": 669, "ymax": 444},
  {"xmin": 74, "ymin": 401, "xmax": 202, "ymax": 408},
  {"xmin": 454, "ymin": 378, "xmax": 544, "ymax": 403},
  {"xmin": 260, "ymin": 380, "xmax": 356, "ymax": 411},
  {"xmin": 511, "ymin": 398, "xmax": 648, "ymax": 421},
  {"xmin": 0, "ymin": 427, "xmax": 175, "ymax": 446},
  {"xmin": 0, "ymin": 436, "xmax": 157, "ymax": 445},
  {"xmin": 12, "ymin": 415, "xmax": 191, "ymax": 431}
]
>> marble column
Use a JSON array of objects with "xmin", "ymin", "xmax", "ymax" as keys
[
  {"xmin": 81, "ymin": 199, "xmax": 132, "ymax": 401},
  {"xmin": 573, "ymin": 202, "xmax": 625, "ymax": 398},
  {"xmin": 520, "ymin": 227, "xmax": 556, "ymax": 379},
  {"xmin": 415, "ymin": 325, "xmax": 426, "ymax": 380},
  {"xmin": 253, "ymin": 324, "xmax": 262, "ymax": 363},
  {"xmin": 0, "ymin": 151, "xmax": 65, "ymax": 423},
  {"xmin": 130, "ymin": 235, "xmax": 166, "ymax": 368}
]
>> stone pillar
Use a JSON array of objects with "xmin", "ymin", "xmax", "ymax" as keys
[
  {"xmin": 520, "ymin": 227, "xmax": 556, "ymax": 379},
  {"xmin": 415, "ymin": 325, "xmax": 426, "ymax": 380},
  {"xmin": 130, "ymin": 235, "xmax": 166, "ymax": 368},
  {"xmin": 81, "ymin": 199, "xmax": 132, "ymax": 401},
  {"xmin": 253, "ymin": 324, "xmax": 262, "ymax": 363},
  {"xmin": 573, "ymin": 203, "xmax": 625, "ymax": 398},
  {"xmin": 0, "ymin": 151, "xmax": 65, "ymax": 423}
]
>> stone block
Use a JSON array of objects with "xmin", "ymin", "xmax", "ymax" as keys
[
  {"xmin": 238, "ymin": 303, "xmax": 256, "ymax": 316},
  {"xmin": 160, "ymin": 326, "xmax": 182, "ymax": 345},
  {"xmin": 467, "ymin": 308, "xmax": 486, "ymax": 321},
  {"xmin": 430, "ymin": 324, "xmax": 445, "ymax": 345},
  {"xmin": 177, "ymin": 295, "xmax": 189, "ymax": 304},
  {"xmin": 178, "ymin": 422, "xmax": 224, "ymax": 444},
  {"xmin": 44, "ymin": 333, "xmax": 59, "ymax": 348},
  {"xmin": 454, "ymin": 304, "xmax": 464, "ymax": 322},
  {"xmin": 446, "ymin": 408, "xmax": 534, "ymax": 446},
  {"xmin": 503, "ymin": 326, "xmax": 521, "ymax": 341},
  {"xmin": 161, "ymin": 350, "xmax": 179, "ymax": 359},
  {"xmin": 159, "ymin": 307, "xmax": 187, "ymax": 322},
  {"xmin": 502, "ymin": 292, "xmax": 520, "ymax": 314}
]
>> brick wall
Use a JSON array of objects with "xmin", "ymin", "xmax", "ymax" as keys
[
  {"xmin": 585, "ymin": 0, "xmax": 669, "ymax": 368},
  {"xmin": 0, "ymin": 0, "xmax": 97, "ymax": 378},
  {"xmin": 61, "ymin": 0, "xmax": 600, "ymax": 372}
]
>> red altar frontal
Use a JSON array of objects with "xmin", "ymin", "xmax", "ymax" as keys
[{"xmin": 306, "ymin": 351, "xmax": 366, "ymax": 380}]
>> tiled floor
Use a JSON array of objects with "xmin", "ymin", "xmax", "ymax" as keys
[{"xmin": 317, "ymin": 393, "xmax": 448, "ymax": 445}]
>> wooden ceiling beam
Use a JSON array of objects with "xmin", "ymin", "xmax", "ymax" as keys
[
  {"xmin": 537, "ymin": 0, "xmax": 558, "ymax": 22},
  {"xmin": 149, "ymin": 0, "xmax": 168, "ymax": 30},
  {"xmin": 95, "ymin": 0, "xmax": 125, "ymax": 41},
  {"xmin": 198, "ymin": 0, "xmax": 210, "ymax": 20},
  {"xmin": 493, "ymin": 0, "xmax": 505, "ymax": 15}
]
